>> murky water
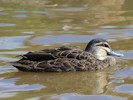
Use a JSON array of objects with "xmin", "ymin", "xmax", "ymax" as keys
[{"xmin": 0, "ymin": 0, "xmax": 133, "ymax": 100}]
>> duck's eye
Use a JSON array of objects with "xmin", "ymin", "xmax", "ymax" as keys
[{"xmin": 103, "ymin": 44, "xmax": 109, "ymax": 47}]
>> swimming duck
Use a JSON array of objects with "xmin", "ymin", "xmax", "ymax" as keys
[{"xmin": 10, "ymin": 38, "xmax": 123, "ymax": 72}]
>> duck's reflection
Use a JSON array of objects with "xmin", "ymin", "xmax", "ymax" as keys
[{"xmin": 6, "ymin": 71, "xmax": 108, "ymax": 94}]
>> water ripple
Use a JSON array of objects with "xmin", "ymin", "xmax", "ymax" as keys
[
  {"xmin": 116, "ymin": 84, "xmax": 133, "ymax": 94},
  {"xmin": 52, "ymin": 93, "xmax": 127, "ymax": 100},
  {"xmin": 31, "ymin": 35, "xmax": 113, "ymax": 45},
  {"xmin": 13, "ymin": 14, "xmax": 28, "ymax": 18},
  {"xmin": 0, "ymin": 36, "xmax": 31, "ymax": 50},
  {"xmin": 0, "ymin": 78, "xmax": 44, "ymax": 92},
  {"xmin": 0, "ymin": 23, "xmax": 16, "ymax": 27}
]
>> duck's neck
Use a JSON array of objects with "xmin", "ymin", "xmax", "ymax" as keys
[{"xmin": 102, "ymin": 56, "xmax": 116, "ymax": 67}]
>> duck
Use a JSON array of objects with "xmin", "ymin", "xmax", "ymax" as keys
[{"xmin": 10, "ymin": 38, "xmax": 124, "ymax": 72}]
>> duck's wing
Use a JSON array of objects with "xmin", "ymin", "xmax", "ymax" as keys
[{"xmin": 10, "ymin": 58, "xmax": 97, "ymax": 72}]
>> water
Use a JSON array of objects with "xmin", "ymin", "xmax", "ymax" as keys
[{"xmin": 0, "ymin": 0, "xmax": 133, "ymax": 100}]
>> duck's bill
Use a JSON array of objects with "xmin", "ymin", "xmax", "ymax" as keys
[{"xmin": 108, "ymin": 50, "xmax": 124, "ymax": 57}]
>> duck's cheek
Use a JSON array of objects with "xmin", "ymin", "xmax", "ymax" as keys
[{"xmin": 94, "ymin": 50, "xmax": 107, "ymax": 60}]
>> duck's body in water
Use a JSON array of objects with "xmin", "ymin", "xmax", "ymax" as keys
[{"xmin": 10, "ymin": 38, "xmax": 124, "ymax": 72}]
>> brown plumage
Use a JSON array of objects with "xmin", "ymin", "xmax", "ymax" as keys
[{"xmin": 10, "ymin": 38, "xmax": 124, "ymax": 72}]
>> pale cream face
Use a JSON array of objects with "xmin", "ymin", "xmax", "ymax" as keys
[{"xmin": 93, "ymin": 46, "xmax": 111, "ymax": 60}]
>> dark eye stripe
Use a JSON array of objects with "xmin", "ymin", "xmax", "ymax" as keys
[{"xmin": 95, "ymin": 43, "xmax": 110, "ymax": 48}]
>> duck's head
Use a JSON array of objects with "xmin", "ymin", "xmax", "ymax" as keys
[{"xmin": 85, "ymin": 38, "xmax": 124, "ymax": 60}]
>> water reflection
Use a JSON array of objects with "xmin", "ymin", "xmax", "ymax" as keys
[{"xmin": 5, "ymin": 71, "xmax": 107, "ymax": 94}]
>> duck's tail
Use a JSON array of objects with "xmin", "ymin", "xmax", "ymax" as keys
[{"xmin": 8, "ymin": 61, "xmax": 33, "ymax": 71}]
